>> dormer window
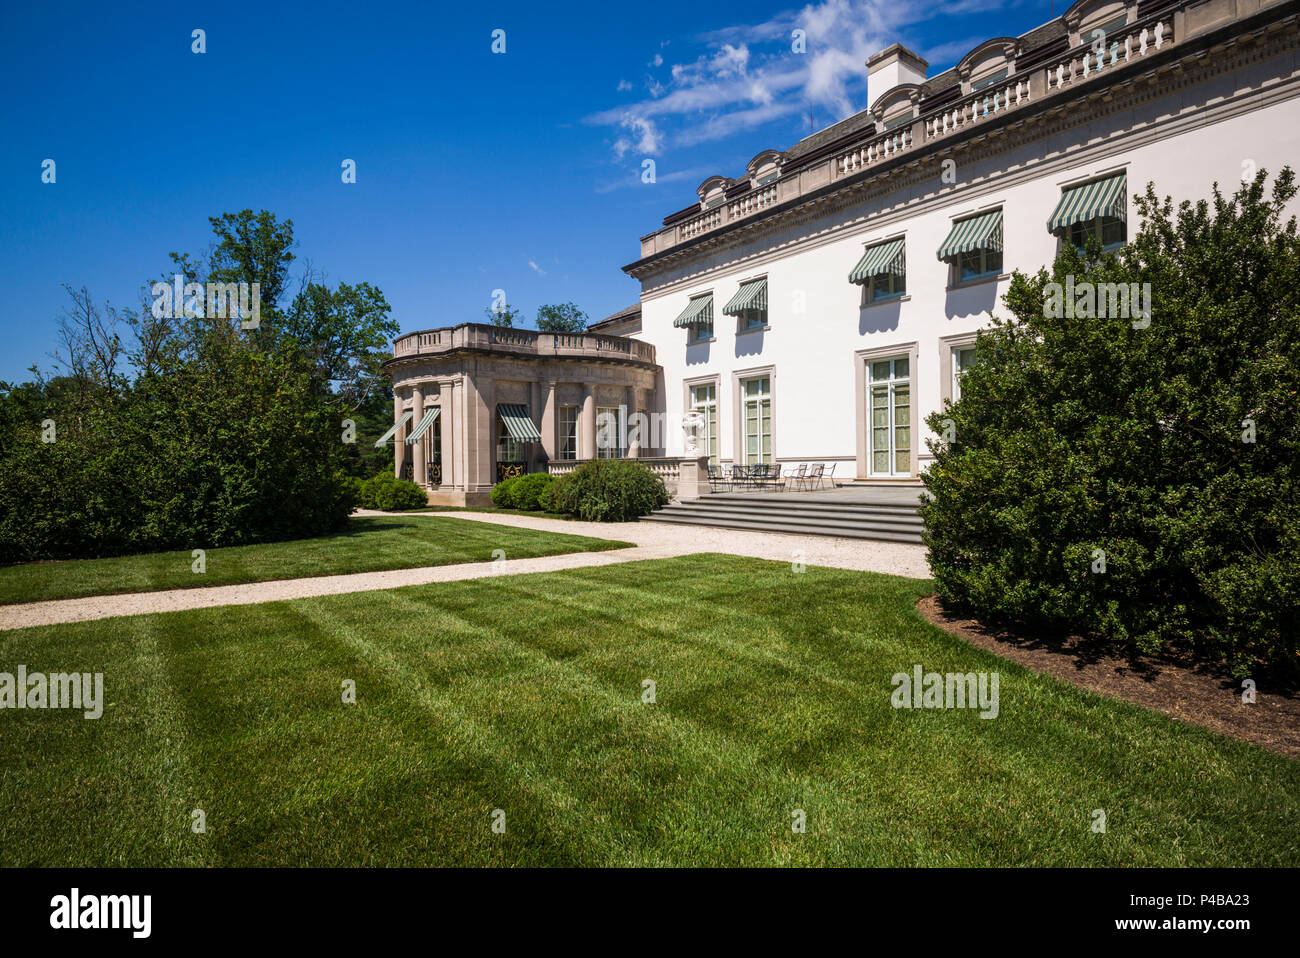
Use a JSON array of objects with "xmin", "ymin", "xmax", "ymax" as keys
[
  {"xmin": 703, "ymin": 194, "xmax": 725, "ymax": 210},
  {"xmin": 883, "ymin": 110, "xmax": 915, "ymax": 130},
  {"xmin": 754, "ymin": 171, "xmax": 779, "ymax": 187},
  {"xmin": 745, "ymin": 150, "xmax": 784, "ymax": 189},
  {"xmin": 971, "ymin": 68, "xmax": 1008, "ymax": 91}
]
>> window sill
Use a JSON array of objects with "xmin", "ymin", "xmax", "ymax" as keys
[
  {"xmin": 735, "ymin": 324, "xmax": 770, "ymax": 337},
  {"xmin": 687, "ymin": 337, "xmax": 716, "ymax": 345},
  {"xmin": 947, "ymin": 272, "xmax": 1009, "ymax": 292},
  {"xmin": 862, "ymin": 294, "xmax": 911, "ymax": 308}
]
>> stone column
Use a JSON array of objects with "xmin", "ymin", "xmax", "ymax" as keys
[
  {"xmin": 453, "ymin": 378, "xmax": 468, "ymax": 491},
  {"xmin": 411, "ymin": 384, "xmax": 426, "ymax": 486},
  {"xmin": 625, "ymin": 386, "xmax": 640, "ymax": 459},
  {"xmin": 438, "ymin": 382, "xmax": 454, "ymax": 488},
  {"xmin": 393, "ymin": 392, "xmax": 406, "ymax": 478},
  {"xmin": 580, "ymin": 384, "xmax": 596, "ymax": 460},
  {"xmin": 540, "ymin": 380, "xmax": 557, "ymax": 464}
]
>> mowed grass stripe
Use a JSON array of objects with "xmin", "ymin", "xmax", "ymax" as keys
[
  {"xmin": 0, "ymin": 515, "xmax": 632, "ymax": 605},
  {"xmin": 303, "ymin": 586, "xmax": 777, "ymax": 865},
  {"xmin": 1, "ymin": 555, "xmax": 1296, "ymax": 866}
]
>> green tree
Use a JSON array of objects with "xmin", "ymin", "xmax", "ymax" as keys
[
  {"xmin": 921, "ymin": 168, "xmax": 1300, "ymax": 675},
  {"xmin": 535, "ymin": 302, "xmax": 588, "ymax": 332},
  {"xmin": 485, "ymin": 303, "xmax": 521, "ymax": 328},
  {"xmin": 283, "ymin": 280, "xmax": 396, "ymax": 401}
]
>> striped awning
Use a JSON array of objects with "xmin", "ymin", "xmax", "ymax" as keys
[
  {"xmin": 936, "ymin": 209, "xmax": 1004, "ymax": 261},
  {"xmin": 849, "ymin": 239, "xmax": 906, "ymax": 284},
  {"xmin": 498, "ymin": 404, "xmax": 542, "ymax": 442},
  {"xmin": 404, "ymin": 407, "xmax": 440, "ymax": 445},
  {"xmin": 673, "ymin": 292, "xmax": 714, "ymax": 328},
  {"xmin": 1047, "ymin": 173, "xmax": 1127, "ymax": 233},
  {"xmin": 373, "ymin": 410, "xmax": 413, "ymax": 448},
  {"xmin": 722, "ymin": 277, "xmax": 767, "ymax": 316}
]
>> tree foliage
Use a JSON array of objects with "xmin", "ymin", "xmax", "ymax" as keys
[{"xmin": 922, "ymin": 168, "xmax": 1300, "ymax": 675}]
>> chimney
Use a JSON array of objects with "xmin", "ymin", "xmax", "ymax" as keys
[{"xmin": 866, "ymin": 43, "xmax": 928, "ymax": 110}]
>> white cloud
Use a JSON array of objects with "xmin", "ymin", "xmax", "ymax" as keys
[
  {"xmin": 617, "ymin": 78, "xmax": 633, "ymax": 92},
  {"xmin": 587, "ymin": 0, "xmax": 900, "ymax": 157},
  {"xmin": 528, "ymin": 260, "xmax": 546, "ymax": 276}
]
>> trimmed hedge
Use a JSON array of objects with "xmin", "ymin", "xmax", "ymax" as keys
[
  {"xmin": 547, "ymin": 460, "xmax": 668, "ymax": 522},
  {"xmin": 921, "ymin": 170, "xmax": 1300, "ymax": 676},
  {"xmin": 490, "ymin": 473, "xmax": 556, "ymax": 511},
  {"xmin": 361, "ymin": 473, "xmax": 427, "ymax": 511}
]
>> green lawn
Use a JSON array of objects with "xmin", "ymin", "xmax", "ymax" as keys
[
  {"xmin": 0, "ymin": 516, "xmax": 631, "ymax": 605},
  {"xmin": 1, "ymin": 554, "xmax": 1295, "ymax": 866}
]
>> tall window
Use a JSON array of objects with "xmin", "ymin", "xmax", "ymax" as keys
[
  {"xmin": 558, "ymin": 405, "xmax": 578, "ymax": 460},
  {"xmin": 596, "ymin": 405, "xmax": 623, "ymax": 459},
  {"xmin": 952, "ymin": 346, "xmax": 976, "ymax": 402},
  {"xmin": 497, "ymin": 415, "xmax": 524, "ymax": 463},
  {"xmin": 689, "ymin": 319, "xmax": 713, "ymax": 343},
  {"xmin": 868, "ymin": 358, "xmax": 911, "ymax": 476},
  {"xmin": 689, "ymin": 383, "xmax": 718, "ymax": 465},
  {"xmin": 1068, "ymin": 215, "xmax": 1126, "ymax": 252},
  {"xmin": 870, "ymin": 271, "xmax": 906, "ymax": 302},
  {"xmin": 741, "ymin": 376, "xmax": 771, "ymax": 465}
]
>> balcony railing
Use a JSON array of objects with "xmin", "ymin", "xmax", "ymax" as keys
[
  {"xmin": 392, "ymin": 323, "xmax": 657, "ymax": 365},
  {"xmin": 1046, "ymin": 13, "xmax": 1173, "ymax": 91},
  {"xmin": 638, "ymin": 7, "xmax": 1188, "ymax": 260}
]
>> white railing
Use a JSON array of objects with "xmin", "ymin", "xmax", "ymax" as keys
[
  {"xmin": 679, "ymin": 207, "xmax": 722, "ymax": 241},
  {"xmin": 837, "ymin": 127, "xmax": 913, "ymax": 176},
  {"xmin": 547, "ymin": 456, "xmax": 682, "ymax": 483},
  {"xmin": 1048, "ymin": 16, "xmax": 1173, "ymax": 91},
  {"xmin": 729, "ymin": 184, "xmax": 778, "ymax": 220},
  {"xmin": 924, "ymin": 78, "xmax": 1031, "ymax": 140}
]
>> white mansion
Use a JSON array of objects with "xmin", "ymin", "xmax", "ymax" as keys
[{"xmin": 385, "ymin": 0, "xmax": 1300, "ymax": 503}]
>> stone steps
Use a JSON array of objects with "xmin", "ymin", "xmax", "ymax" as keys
[{"xmin": 645, "ymin": 493, "xmax": 925, "ymax": 544}]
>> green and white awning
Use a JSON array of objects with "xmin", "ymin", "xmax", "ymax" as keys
[
  {"xmin": 373, "ymin": 410, "xmax": 413, "ymax": 448},
  {"xmin": 1047, "ymin": 173, "xmax": 1127, "ymax": 233},
  {"xmin": 849, "ymin": 238, "xmax": 906, "ymax": 284},
  {"xmin": 722, "ymin": 278, "xmax": 767, "ymax": 316},
  {"xmin": 498, "ymin": 404, "xmax": 542, "ymax": 443},
  {"xmin": 404, "ymin": 407, "xmax": 440, "ymax": 445},
  {"xmin": 936, "ymin": 209, "xmax": 1004, "ymax": 261},
  {"xmin": 673, "ymin": 292, "xmax": 714, "ymax": 328}
]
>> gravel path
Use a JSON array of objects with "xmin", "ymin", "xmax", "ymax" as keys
[{"xmin": 1, "ymin": 511, "xmax": 930, "ymax": 631}]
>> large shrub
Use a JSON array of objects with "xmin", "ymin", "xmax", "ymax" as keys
[
  {"xmin": 509, "ymin": 473, "xmax": 555, "ymax": 511},
  {"xmin": 490, "ymin": 475, "xmax": 519, "ymax": 509},
  {"xmin": 0, "ymin": 342, "xmax": 355, "ymax": 563},
  {"xmin": 364, "ymin": 473, "xmax": 426, "ymax": 511},
  {"xmin": 922, "ymin": 169, "xmax": 1300, "ymax": 676},
  {"xmin": 548, "ymin": 460, "xmax": 668, "ymax": 522}
]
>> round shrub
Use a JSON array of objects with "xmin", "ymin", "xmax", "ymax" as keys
[
  {"xmin": 547, "ymin": 460, "xmax": 668, "ymax": 522},
  {"xmin": 490, "ymin": 476, "xmax": 519, "ymax": 509},
  {"xmin": 509, "ymin": 473, "xmax": 555, "ymax": 512},
  {"xmin": 365, "ymin": 473, "xmax": 427, "ymax": 511}
]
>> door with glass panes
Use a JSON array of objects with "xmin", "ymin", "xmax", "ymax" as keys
[
  {"xmin": 741, "ymin": 376, "xmax": 771, "ymax": 465},
  {"xmin": 868, "ymin": 357, "xmax": 910, "ymax": 476}
]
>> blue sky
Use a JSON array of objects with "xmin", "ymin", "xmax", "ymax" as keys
[{"xmin": 0, "ymin": 0, "xmax": 1054, "ymax": 384}]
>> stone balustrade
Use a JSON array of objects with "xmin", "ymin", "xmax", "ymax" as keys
[{"xmin": 392, "ymin": 323, "xmax": 657, "ymax": 366}]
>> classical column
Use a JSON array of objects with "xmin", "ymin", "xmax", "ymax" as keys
[
  {"xmin": 453, "ymin": 378, "xmax": 467, "ymax": 491},
  {"xmin": 411, "ymin": 383, "xmax": 426, "ymax": 486},
  {"xmin": 540, "ymin": 380, "xmax": 558, "ymax": 464},
  {"xmin": 438, "ymin": 381, "xmax": 454, "ymax": 488},
  {"xmin": 625, "ymin": 386, "xmax": 640, "ymax": 459},
  {"xmin": 392, "ymin": 392, "xmax": 406, "ymax": 478},
  {"xmin": 579, "ymin": 384, "xmax": 596, "ymax": 460}
]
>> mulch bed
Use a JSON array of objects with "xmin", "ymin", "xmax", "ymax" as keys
[{"xmin": 916, "ymin": 595, "xmax": 1299, "ymax": 760}]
